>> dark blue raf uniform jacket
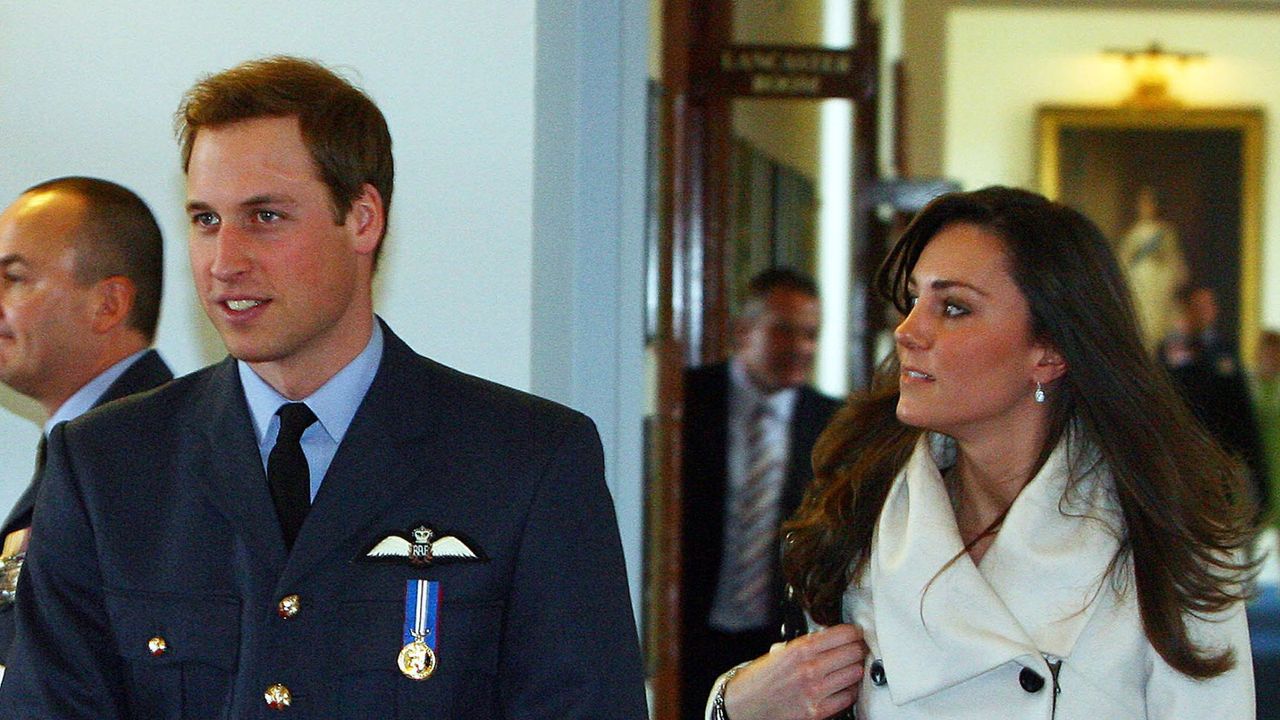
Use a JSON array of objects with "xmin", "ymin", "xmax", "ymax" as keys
[
  {"xmin": 0, "ymin": 325, "xmax": 647, "ymax": 719},
  {"xmin": 0, "ymin": 349, "xmax": 173, "ymax": 665}
]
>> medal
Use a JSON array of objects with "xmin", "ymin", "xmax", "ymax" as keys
[
  {"xmin": 400, "ymin": 579, "xmax": 440, "ymax": 680},
  {"xmin": 397, "ymin": 637, "xmax": 436, "ymax": 680}
]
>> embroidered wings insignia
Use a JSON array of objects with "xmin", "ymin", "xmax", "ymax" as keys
[{"xmin": 363, "ymin": 525, "xmax": 485, "ymax": 567}]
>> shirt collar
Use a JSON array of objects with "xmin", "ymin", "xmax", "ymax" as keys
[
  {"xmin": 45, "ymin": 348, "xmax": 151, "ymax": 435},
  {"xmin": 239, "ymin": 321, "xmax": 384, "ymax": 446},
  {"xmin": 729, "ymin": 356, "xmax": 798, "ymax": 422}
]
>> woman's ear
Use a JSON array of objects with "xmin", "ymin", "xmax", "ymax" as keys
[{"xmin": 1035, "ymin": 344, "xmax": 1068, "ymax": 384}]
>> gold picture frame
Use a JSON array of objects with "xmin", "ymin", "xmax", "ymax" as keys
[{"xmin": 1037, "ymin": 105, "xmax": 1265, "ymax": 363}]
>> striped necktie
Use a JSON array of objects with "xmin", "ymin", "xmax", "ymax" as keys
[{"xmin": 719, "ymin": 401, "xmax": 784, "ymax": 628}]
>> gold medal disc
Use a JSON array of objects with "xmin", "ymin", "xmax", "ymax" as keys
[{"xmin": 397, "ymin": 639, "xmax": 437, "ymax": 680}]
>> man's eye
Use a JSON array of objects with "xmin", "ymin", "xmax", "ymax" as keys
[
  {"xmin": 255, "ymin": 210, "xmax": 281, "ymax": 223},
  {"xmin": 192, "ymin": 212, "xmax": 219, "ymax": 228}
]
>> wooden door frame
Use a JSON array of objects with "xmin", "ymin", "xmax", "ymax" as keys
[{"xmin": 647, "ymin": 3, "xmax": 878, "ymax": 718}]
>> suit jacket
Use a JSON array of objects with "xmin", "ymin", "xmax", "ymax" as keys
[
  {"xmin": 680, "ymin": 362, "xmax": 840, "ymax": 642},
  {"xmin": 0, "ymin": 324, "xmax": 646, "ymax": 719},
  {"xmin": 0, "ymin": 349, "xmax": 172, "ymax": 664},
  {"xmin": 845, "ymin": 434, "xmax": 1253, "ymax": 719},
  {"xmin": 1164, "ymin": 334, "xmax": 1270, "ymax": 517}
]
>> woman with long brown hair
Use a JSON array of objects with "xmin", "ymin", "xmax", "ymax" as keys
[{"xmin": 707, "ymin": 186, "xmax": 1255, "ymax": 719}]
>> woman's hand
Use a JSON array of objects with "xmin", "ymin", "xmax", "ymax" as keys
[{"xmin": 723, "ymin": 624, "xmax": 867, "ymax": 720}]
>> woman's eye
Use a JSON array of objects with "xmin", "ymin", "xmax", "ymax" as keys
[{"xmin": 944, "ymin": 302, "xmax": 969, "ymax": 317}]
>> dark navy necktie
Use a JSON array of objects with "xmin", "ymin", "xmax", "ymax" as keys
[{"xmin": 268, "ymin": 403, "xmax": 317, "ymax": 551}]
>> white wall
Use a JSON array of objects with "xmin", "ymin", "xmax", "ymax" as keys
[
  {"xmin": 529, "ymin": 0, "xmax": 650, "ymax": 621},
  {"xmin": 944, "ymin": 7, "xmax": 1280, "ymax": 328},
  {"xmin": 0, "ymin": 1, "xmax": 648, "ymax": 616}
]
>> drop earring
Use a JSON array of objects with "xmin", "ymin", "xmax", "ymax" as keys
[{"xmin": 1034, "ymin": 381, "xmax": 1046, "ymax": 404}]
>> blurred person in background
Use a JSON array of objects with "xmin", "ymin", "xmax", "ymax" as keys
[
  {"xmin": 1253, "ymin": 331, "xmax": 1280, "ymax": 528},
  {"xmin": 680, "ymin": 267, "xmax": 841, "ymax": 719},
  {"xmin": 1161, "ymin": 285, "xmax": 1268, "ymax": 522}
]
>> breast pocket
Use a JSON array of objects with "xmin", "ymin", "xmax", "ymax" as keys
[
  {"xmin": 104, "ymin": 590, "xmax": 241, "ymax": 720},
  {"xmin": 334, "ymin": 597, "xmax": 503, "ymax": 719}
]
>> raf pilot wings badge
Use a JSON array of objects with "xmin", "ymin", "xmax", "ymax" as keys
[{"xmin": 361, "ymin": 525, "xmax": 487, "ymax": 567}]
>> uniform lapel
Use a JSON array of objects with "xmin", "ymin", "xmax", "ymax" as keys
[
  {"xmin": 186, "ymin": 358, "xmax": 288, "ymax": 572},
  {"xmin": 94, "ymin": 349, "xmax": 173, "ymax": 406},
  {"xmin": 867, "ymin": 433, "xmax": 1120, "ymax": 704},
  {"xmin": 0, "ymin": 482, "xmax": 38, "ymax": 539},
  {"xmin": 0, "ymin": 352, "xmax": 173, "ymax": 539},
  {"xmin": 279, "ymin": 329, "xmax": 441, "ymax": 587}
]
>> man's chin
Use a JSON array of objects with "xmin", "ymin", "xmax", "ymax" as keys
[
  {"xmin": 759, "ymin": 377, "xmax": 805, "ymax": 394},
  {"xmin": 0, "ymin": 367, "xmax": 23, "ymax": 390},
  {"xmin": 775, "ymin": 369, "xmax": 810, "ymax": 390},
  {"xmin": 222, "ymin": 343, "xmax": 283, "ymax": 365}
]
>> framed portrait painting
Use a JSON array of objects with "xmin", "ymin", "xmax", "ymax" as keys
[{"xmin": 1037, "ymin": 105, "xmax": 1264, "ymax": 363}]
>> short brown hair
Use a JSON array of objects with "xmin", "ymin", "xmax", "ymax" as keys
[
  {"xmin": 738, "ymin": 266, "xmax": 819, "ymax": 322},
  {"xmin": 176, "ymin": 56, "xmax": 394, "ymax": 265},
  {"xmin": 23, "ymin": 177, "xmax": 164, "ymax": 340}
]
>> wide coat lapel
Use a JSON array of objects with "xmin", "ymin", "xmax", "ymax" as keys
[
  {"xmin": 280, "ymin": 326, "xmax": 443, "ymax": 587},
  {"xmin": 979, "ymin": 438, "xmax": 1122, "ymax": 656},
  {"xmin": 863, "ymin": 433, "xmax": 1121, "ymax": 705},
  {"xmin": 186, "ymin": 357, "xmax": 288, "ymax": 573}
]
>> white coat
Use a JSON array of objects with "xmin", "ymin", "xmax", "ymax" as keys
[{"xmin": 845, "ymin": 433, "xmax": 1254, "ymax": 719}]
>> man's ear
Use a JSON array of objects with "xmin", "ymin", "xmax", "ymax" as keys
[
  {"xmin": 1035, "ymin": 344, "xmax": 1068, "ymax": 384},
  {"xmin": 347, "ymin": 183, "xmax": 385, "ymax": 257},
  {"xmin": 90, "ymin": 276, "xmax": 135, "ymax": 334}
]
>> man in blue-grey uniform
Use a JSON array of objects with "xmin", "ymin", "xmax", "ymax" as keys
[
  {"xmin": 0, "ymin": 177, "xmax": 172, "ymax": 673},
  {"xmin": 0, "ymin": 56, "xmax": 646, "ymax": 719}
]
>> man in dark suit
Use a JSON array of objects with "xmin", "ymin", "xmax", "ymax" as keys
[
  {"xmin": 0, "ymin": 176, "xmax": 172, "ymax": 670},
  {"xmin": 1161, "ymin": 285, "xmax": 1269, "ymax": 520},
  {"xmin": 0, "ymin": 57, "xmax": 646, "ymax": 719},
  {"xmin": 680, "ymin": 268, "xmax": 842, "ymax": 718}
]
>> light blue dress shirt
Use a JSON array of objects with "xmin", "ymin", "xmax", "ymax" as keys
[
  {"xmin": 44, "ymin": 349, "xmax": 152, "ymax": 435},
  {"xmin": 239, "ymin": 321, "xmax": 384, "ymax": 501}
]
